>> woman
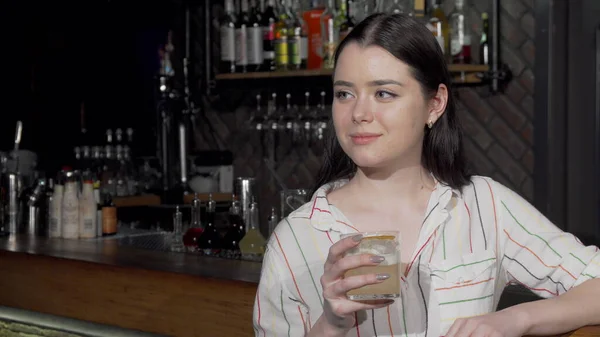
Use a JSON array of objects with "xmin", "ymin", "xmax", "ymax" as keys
[{"xmin": 253, "ymin": 13, "xmax": 600, "ymax": 337}]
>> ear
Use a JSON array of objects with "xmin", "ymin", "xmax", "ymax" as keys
[{"xmin": 427, "ymin": 84, "xmax": 448, "ymax": 126}]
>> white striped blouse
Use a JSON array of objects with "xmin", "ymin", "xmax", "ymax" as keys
[{"xmin": 253, "ymin": 176, "xmax": 600, "ymax": 337}]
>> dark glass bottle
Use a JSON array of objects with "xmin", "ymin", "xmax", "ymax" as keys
[
  {"xmin": 197, "ymin": 194, "xmax": 222, "ymax": 256},
  {"xmin": 220, "ymin": 0, "xmax": 237, "ymax": 74},
  {"xmin": 222, "ymin": 195, "xmax": 246, "ymax": 259},
  {"xmin": 247, "ymin": 0, "xmax": 264, "ymax": 72},
  {"xmin": 261, "ymin": 0, "xmax": 277, "ymax": 71},
  {"xmin": 236, "ymin": 0, "xmax": 250, "ymax": 73}
]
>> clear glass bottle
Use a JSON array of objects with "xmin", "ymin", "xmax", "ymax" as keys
[
  {"xmin": 170, "ymin": 206, "xmax": 185, "ymax": 253},
  {"xmin": 291, "ymin": 0, "xmax": 309, "ymax": 69},
  {"xmin": 449, "ymin": 0, "xmax": 471, "ymax": 64},
  {"xmin": 183, "ymin": 193, "xmax": 204, "ymax": 252},
  {"xmin": 427, "ymin": 0, "xmax": 449, "ymax": 57},
  {"xmin": 239, "ymin": 199, "xmax": 267, "ymax": 261},
  {"xmin": 320, "ymin": 0, "xmax": 338, "ymax": 69}
]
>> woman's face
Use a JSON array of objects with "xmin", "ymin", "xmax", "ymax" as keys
[{"xmin": 332, "ymin": 42, "xmax": 447, "ymax": 171}]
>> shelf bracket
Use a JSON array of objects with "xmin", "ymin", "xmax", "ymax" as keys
[{"xmin": 477, "ymin": 63, "xmax": 513, "ymax": 93}]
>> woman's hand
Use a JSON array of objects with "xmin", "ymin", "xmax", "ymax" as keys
[
  {"xmin": 445, "ymin": 307, "xmax": 530, "ymax": 337},
  {"xmin": 319, "ymin": 234, "xmax": 395, "ymax": 333}
]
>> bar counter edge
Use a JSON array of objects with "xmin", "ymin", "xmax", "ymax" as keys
[{"xmin": 0, "ymin": 236, "xmax": 261, "ymax": 337}]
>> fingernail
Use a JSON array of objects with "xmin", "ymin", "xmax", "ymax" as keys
[
  {"xmin": 376, "ymin": 273, "xmax": 390, "ymax": 281},
  {"xmin": 370, "ymin": 255, "xmax": 385, "ymax": 263},
  {"xmin": 352, "ymin": 234, "xmax": 363, "ymax": 242}
]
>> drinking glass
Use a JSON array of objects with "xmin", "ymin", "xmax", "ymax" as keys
[{"xmin": 340, "ymin": 231, "xmax": 401, "ymax": 301}]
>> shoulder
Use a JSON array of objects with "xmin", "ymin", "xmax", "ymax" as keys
[
  {"xmin": 461, "ymin": 175, "xmax": 520, "ymax": 201},
  {"xmin": 267, "ymin": 201, "xmax": 317, "ymax": 249}
]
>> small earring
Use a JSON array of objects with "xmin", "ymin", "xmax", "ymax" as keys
[{"xmin": 427, "ymin": 120, "xmax": 434, "ymax": 129}]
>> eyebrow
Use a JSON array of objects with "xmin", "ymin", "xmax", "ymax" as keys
[{"xmin": 333, "ymin": 79, "xmax": 404, "ymax": 87}]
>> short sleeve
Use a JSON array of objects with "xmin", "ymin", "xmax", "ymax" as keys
[
  {"xmin": 253, "ymin": 240, "xmax": 309, "ymax": 336},
  {"xmin": 496, "ymin": 182, "xmax": 600, "ymax": 298}
]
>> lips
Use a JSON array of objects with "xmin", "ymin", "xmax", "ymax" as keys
[{"xmin": 350, "ymin": 133, "xmax": 381, "ymax": 145}]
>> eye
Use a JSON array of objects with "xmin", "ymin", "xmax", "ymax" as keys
[
  {"xmin": 375, "ymin": 90, "xmax": 397, "ymax": 100},
  {"xmin": 334, "ymin": 90, "xmax": 354, "ymax": 101}
]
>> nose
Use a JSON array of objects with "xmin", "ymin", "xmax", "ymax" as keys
[{"xmin": 351, "ymin": 96, "xmax": 374, "ymax": 124}]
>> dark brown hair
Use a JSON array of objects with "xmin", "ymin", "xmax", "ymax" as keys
[{"xmin": 311, "ymin": 13, "xmax": 471, "ymax": 195}]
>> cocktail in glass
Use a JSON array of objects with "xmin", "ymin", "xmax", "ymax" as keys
[{"xmin": 341, "ymin": 231, "xmax": 401, "ymax": 301}]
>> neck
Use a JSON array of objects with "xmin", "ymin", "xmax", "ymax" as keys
[{"xmin": 347, "ymin": 164, "xmax": 435, "ymax": 204}]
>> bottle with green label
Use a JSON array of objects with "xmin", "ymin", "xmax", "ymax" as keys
[
  {"xmin": 288, "ymin": 0, "xmax": 304, "ymax": 70},
  {"xmin": 274, "ymin": 0, "xmax": 290, "ymax": 71}
]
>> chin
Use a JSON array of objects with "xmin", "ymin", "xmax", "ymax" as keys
[{"xmin": 347, "ymin": 152, "xmax": 387, "ymax": 169}]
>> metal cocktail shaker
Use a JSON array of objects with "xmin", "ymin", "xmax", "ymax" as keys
[
  {"xmin": 234, "ymin": 177, "xmax": 256, "ymax": 232},
  {"xmin": 4, "ymin": 172, "xmax": 22, "ymax": 234}
]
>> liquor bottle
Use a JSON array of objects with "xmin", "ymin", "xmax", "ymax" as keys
[
  {"xmin": 337, "ymin": 0, "xmax": 352, "ymax": 42},
  {"xmin": 220, "ymin": 0, "xmax": 237, "ymax": 73},
  {"xmin": 61, "ymin": 170, "xmax": 80, "ymax": 239},
  {"xmin": 79, "ymin": 177, "xmax": 97, "ymax": 239},
  {"xmin": 248, "ymin": 0, "xmax": 265, "ymax": 71},
  {"xmin": 239, "ymin": 199, "xmax": 267, "ymax": 261},
  {"xmin": 303, "ymin": 2, "xmax": 326, "ymax": 69},
  {"xmin": 428, "ymin": 0, "xmax": 449, "ymax": 57},
  {"xmin": 274, "ymin": 0, "xmax": 291, "ymax": 71},
  {"xmin": 479, "ymin": 12, "xmax": 490, "ymax": 65},
  {"xmin": 262, "ymin": 0, "xmax": 278, "ymax": 71},
  {"xmin": 101, "ymin": 193, "xmax": 117, "ymax": 236},
  {"xmin": 320, "ymin": 0, "xmax": 338, "ymax": 69},
  {"xmin": 236, "ymin": 0, "xmax": 250, "ymax": 73},
  {"xmin": 170, "ymin": 206, "xmax": 185, "ymax": 253},
  {"xmin": 290, "ymin": 0, "xmax": 308, "ymax": 69},
  {"xmin": 49, "ymin": 172, "xmax": 64, "ymax": 238},
  {"xmin": 385, "ymin": 0, "xmax": 413, "ymax": 15},
  {"xmin": 222, "ymin": 195, "xmax": 246, "ymax": 259},
  {"xmin": 197, "ymin": 194, "xmax": 222, "ymax": 256},
  {"xmin": 449, "ymin": 0, "xmax": 471, "ymax": 64},
  {"xmin": 267, "ymin": 206, "xmax": 279, "ymax": 238},
  {"xmin": 288, "ymin": 1, "xmax": 303, "ymax": 70},
  {"xmin": 183, "ymin": 193, "xmax": 204, "ymax": 252}
]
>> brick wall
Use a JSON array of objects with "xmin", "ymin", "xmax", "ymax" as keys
[{"xmin": 188, "ymin": 0, "xmax": 536, "ymax": 226}]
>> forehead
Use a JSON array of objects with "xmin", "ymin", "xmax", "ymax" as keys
[{"xmin": 333, "ymin": 43, "xmax": 413, "ymax": 82}]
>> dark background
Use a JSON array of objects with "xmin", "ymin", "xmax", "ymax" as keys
[{"xmin": 1, "ymin": 1, "xmax": 176, "ymax": 172}]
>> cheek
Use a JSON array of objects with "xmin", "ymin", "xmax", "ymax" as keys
[
  {"xmin": 332, "ymin": 106, "xmax": 350, "ymax": 132},
  {"xmin": 376, "ymin": 104, "xmax": 426, "ymax": 139}
]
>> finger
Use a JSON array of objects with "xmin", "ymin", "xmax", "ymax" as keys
[
  {"xmin": 326, "ymin": 253, "xmax": 385, "ymax": 281},
  {"xmin": 329, "ymin": 272, "xmax": 391, "ymax": 298},
  {"xmin": 327, "ymin": 298, "xmax": 395, "ymax": 317},
  {"xmin": 325, "ymin": 234, "xmax": 363, "ymax": 268}
]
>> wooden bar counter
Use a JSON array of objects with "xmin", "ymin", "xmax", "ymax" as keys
[
  {"xmin": 0, "ymin": 235, "xmax": 598, "ymax": 337},
  {"xmin": 0, "ymin": 235, "xmax": 261, "ymax": 337}
]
